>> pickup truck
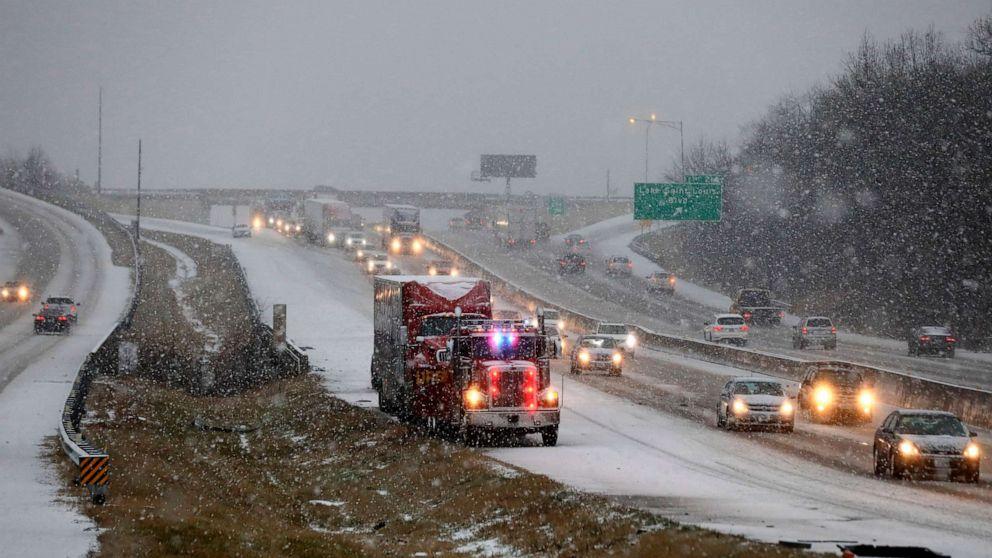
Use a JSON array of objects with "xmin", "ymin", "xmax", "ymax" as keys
[{"xmin": 730, "ymin": 288, "xmax": 788, "ymax": 325}]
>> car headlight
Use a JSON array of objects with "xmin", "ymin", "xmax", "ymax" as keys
[
  {"xmin": 356, "ymin": 250, "xmax": 364, "ymax": 258},
  {"xmin": 367, "ymin": 261, "xmax": 375, "ymax": 271},
  {"xmin": 611, "ymin": 351, "xmax": 623, "ymax": 365},
  {"xmin": 780, "ymin": 400, "xmax": 794, "ymax": 415},
  {"xmin": 295, "ymin": 224, "xmax": 301, "ymax": 232},
  {"xmin": 858, "ymin": 390, "xmax": 874, "ymax": 412},
  {"xmin": 346, "ymin": 238, "xmax": 353, "ymax": 245},
  {"xmin": 385, "ymin": 261, "xmax": 392, "ymax": 269},
  {"xmin": 268, "ymin": 217, "xmax": 275, "ymax": 225},
  {"xmin": 625, "ymin": 333, "xmax": 637, "ymax": 348},
  {"xmin": 17, "ymin": 286, "xmax": 29, "ymax": 300},
  {"xmin": 732, "ymin": 399, "xmax": 748, "ymax": 415},
  {"xmin": 578, "ymin": 350, "xmax": 590, "ymax": 364},
  {"xmin": 463, "ymin": 386, "xmax": 486, "ymax": 409},
  {"xmin": 1, "ymin": 288, "xmax": 8, "ymax": 298},
  {"xmin": 428, "ymin": 268, "xmax": 437, "ymax": 275},
  {"xmin": 964, "ymin": 442, "xmax": 980, "ymax": 459},
  {"xmin": 450, "ymin": 268, "xmax": 459, "ymax": 276},
  {"xmin": 328, "ymin": 233, "xmax": 336, "ymax": 243},
  {"xmin": 412, "ymin": 239, "xmax": 423, "ymax": 253},
  {"xmin": 899, "ymin": 439, "xmax": 918, "ymax": 457},
  {"xmin": 391, "ymin": 239, "xmax": 401, "ymax": 252},
  {"xmin": 813, "ymin": 386, "xmax": 833, "ymax": 407}
]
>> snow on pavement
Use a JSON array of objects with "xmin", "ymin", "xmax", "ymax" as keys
[
  {"xmin": 128, "ymin": 215, "xmax": 992, "ymax": 557},
  {"xmin": 0, "ymin": 190, "xmax": 131, "ymax": 558},
  {"xmin": 143, "ymin": 239, "xmax": 221, "ymax": 354}
]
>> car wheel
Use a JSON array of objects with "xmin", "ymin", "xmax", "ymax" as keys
[
  {"xmin": 873, "ymin": 448, "xmax": 886, "ymax": 477},
  {"xmin": 716, "ymin": 410, "xmax": 726, "ymax": 428},
  {"xmin": 967, "ymin": 470, "xmax": 980, "ymax": 484},
  {"xmin": 890, "ymin": 453, "xmax": 904, "ymax": 479},
  {"xmin": 947, "ymin": 350, "xmax": 955, "ymax": 359},
  {"xmin": 782, "ymin": 422, "xmax": 794, "ymax": 433}
]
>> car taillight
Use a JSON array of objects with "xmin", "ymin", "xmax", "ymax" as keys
[
  {"xmin": 743, "ymin": 312, "xmax": 752, "ymax": 320},
  {"xmin": 831, "ymin": 326, "xmax": 837, "ymax": 334},
  {"xmin": 740, "ymin": 325, "xmax": 749, "ymax": 332},
  {"xmin": 802, "ymin": 327, "xmax": 808, "ymax": 334},
  {"xmin": 35, "ymin": 315, "xmax": 45, "ymax": 321},
  {"xmin": 946, "ymin": 337, "xmax": 956, "ymax": 343},
  {"xmin": 713, "ymin": 325, "xmax": 723, "ymax": 332},
  {"xmin": 919, "ymin": 336, "xmax": 930, "ymax": 342},
  {"xmin": 627, "ymin": 262, "xmax": 633, "ymax": 268},
  {"xmin": 58, "ymin": 316, "xmax": 68, "ymax": 321}
]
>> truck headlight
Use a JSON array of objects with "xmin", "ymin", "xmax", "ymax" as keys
[
  {"xmin": 578, "ymin": 350, "xmax": 590, "ymax": 364},
  {"xmin": 328, "ymin": 233, "xmax": 336, "ymax": 243},
  {"xmin": 463, "ymin": 387, "xmax": 486, "ymax": 409},
  {"xmin": 1, "ymin": 288, "xmax": 8, "ymax": 298},
  {"xmin": 625, "ymin": 333, "xmax": 637, "ymax": 349},
  {"xmin": 17, "ymin": 286, "xmax": 29, "ymax": 301},
  {"xmin": 385, "ymin": 261, "xmax": 393, "ymax": 269},
  {"xmin": 611, "ymin": 352, "xmax": 623, "ymax": 365},
  {"xmin": 450, "ymin": 268, "xmax": 459, "ymax": 277},
  {"xmin": 899, "ymin": 439, "xmax": 918, "ymax": 457},
  {"xmin": 732, "ymin": 399, "xmax": 748, "ymax": 415},
  {"xmin": 964, "ymin": 442, "xmax": 980, "ymax": 459},
  {"xmin": 412, "ymin": 239, "xmax": 423, "ymax": 253},
  {"xmin": 780, "ymin": 400, "xmax": 794, "ymax": 415}
]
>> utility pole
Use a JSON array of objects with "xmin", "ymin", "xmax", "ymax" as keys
[
  {"xmin": 136, "ymin": 139, "xmax": 142, "ymax": 240},
  {"xmin": 97, "ymin": 87, "xmax": 103, "ymax": 194}
]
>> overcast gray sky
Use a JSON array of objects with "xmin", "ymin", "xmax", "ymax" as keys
[{"xmin": 1, "ymin": 1, "xmax": 988, "ymax": 195}]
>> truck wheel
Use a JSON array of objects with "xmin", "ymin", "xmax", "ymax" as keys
[{"xmin": 541, "ymin": 426, "xmax": 559, "ymax": 447}]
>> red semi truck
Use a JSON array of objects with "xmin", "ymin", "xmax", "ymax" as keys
[{"xmin": 372, "ymin": 276, "xmax": 560, "ymax": 445}]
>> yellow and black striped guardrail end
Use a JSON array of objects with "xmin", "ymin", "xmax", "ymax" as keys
[{"xmin": 78, "ymin": 455, "xmax": 110, "ymax": 486}]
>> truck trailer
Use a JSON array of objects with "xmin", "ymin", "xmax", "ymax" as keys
[{"xmin": 371, "ymin": 276, "xmax": 559, "ymax": 445}]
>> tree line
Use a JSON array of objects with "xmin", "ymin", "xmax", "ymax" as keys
[{"xmin": 656, "ymin": 19, "xmax": 992, "ymax": 345}]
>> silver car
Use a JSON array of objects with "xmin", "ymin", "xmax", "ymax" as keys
[
  {"xmin": 717, "ymin": 378, "xmax": 795, "ymax": 432},
  {"xmin": 792, "ymin": 316, "xmax": 837, "ymax": 349}
]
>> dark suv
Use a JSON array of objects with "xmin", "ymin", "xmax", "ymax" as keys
[
  {"xmin": 34, "ymin": 307, "xmax": 72, "ymax": 334},
  {"xmin": 907, "ymin": 326, "xmax": 956, "ymax": 358},
  {"xmin": 798, "ymin": 364, "xmax": 875, "ymax": 424},
  {"xmin": 873, "ymin": 410, "xmax": 979, "ymax": 482},
  {"xmin": 557, "ymin": 252, "xmax": 586, "ymax": 274}
]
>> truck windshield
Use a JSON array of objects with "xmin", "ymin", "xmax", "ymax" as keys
[
  {"xmin": 419, "ymin": 314, "xmax": 485, "ymax": 336},
  {"xmin": 739, "ymin": 291, "xmax": 770, "ymax": 306},
  {"xmin": 469, "ymin": 335, "xmax": 538, "ymax": 360},
  {"xmin": 817, "ymin": 369, "xmax": 864, "ymax": 385}
]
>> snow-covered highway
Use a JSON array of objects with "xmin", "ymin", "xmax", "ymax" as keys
[
  {"xmin": 126, "ymin": 214, "xmax": 992, "ymax": 557},
  {"xmin": 0, "ymin": 190, "xmax": 131, "ymax": 557}
]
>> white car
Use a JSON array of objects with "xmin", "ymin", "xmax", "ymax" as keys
[
  {"xmin": 570, "ymin": 335, "xmax": 624, "ymax": 375},
  {"xmin": 596, "ymin": 322, "xmax": 636, "ymax": 355},
  {"xmin": 426, "ymin": 259, "xmax": 458, "ymax": 276},
  {"xmin": 343, "ymin": 232, "xmax": 368, "ymax": 251},
  {"xmin": 704, "ymin": 314, "xmax": 749, "ymax": 346},
  {"xmin": 365, "ymin": 252, "xmax": 395, "ymax": 275},
  {"xmin": 232, "ymin": 224, "xmax": 252, "ymax": 238},
  {"xmin": 717, "ymin": 377, "xmax": 795, "ymax": 432}
]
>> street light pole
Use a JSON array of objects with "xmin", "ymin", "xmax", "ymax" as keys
[{"xmin": 628, "ymin": 114, "xmax": 685, "ymax": 181}]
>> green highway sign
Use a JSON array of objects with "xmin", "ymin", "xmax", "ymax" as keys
[
  {"xmin": 548, "ymin": 196, "xmax": 565, "ymax": 216},
  {"xmin": 634, "ymin": 182, "xmax": 723, "ymax": 221},
  {"xmin": 684, "ymin": 174, "xmax": 723, "ymax": 185}
]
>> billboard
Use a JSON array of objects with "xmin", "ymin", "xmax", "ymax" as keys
[{"xmin": 480, "ymin": 154, "xmax": 537, "ymax": 179}]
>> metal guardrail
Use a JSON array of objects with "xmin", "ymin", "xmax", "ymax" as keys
[
  {"xmin": 57, "ymin": 208, "xmax": 142, "ymax": 504},
  {"xmin": 425, "ymin": 234, "xmax": 992, "ymax": 430}
]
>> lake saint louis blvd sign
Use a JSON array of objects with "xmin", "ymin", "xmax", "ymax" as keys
[{"xmin": 634, "ymin": 175, "xmax": 723, "ymax": 221}]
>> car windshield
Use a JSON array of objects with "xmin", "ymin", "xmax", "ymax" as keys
[
  {"xmin": 717, "ymin": 316, "xmax": 745, "ymax": 325},
  {"xmin": 47, "ymin": 298, "xmax": 73, "ymax": 304},
  {"xmin": 732, "ymin": 381, "xmax": 784, "ymax": 396},
  {"xmin": 738, "ymin": 290, "xmax": 770, "ymax": 306},
  {"xmin": 598, "ymin": 325, "xmax": 626, "ymax": 335},
  {"xmin": 806, "ymin": 318, "xmax": 832, "ymax": 327},
  {"xmin": 372, "ymin": 254, "xmax": 388, "ymax": 261},
  {"xmin": 920, "ymin": 327, "xmax": 951, "ymax": 336},
  {"xmin": 894, "ymin": 414, "xmax": 967, "ymax": 437},
  {"xmin": 816, "ymin": 369, "xmax": 864, "ymax": 385},
  {"xmin": 580, "ymin": 337, "xmax": 616, "ymax": 349},
  {"xmin": 610, "ymin": 257, "xmax": 629, "ymax": 264}
]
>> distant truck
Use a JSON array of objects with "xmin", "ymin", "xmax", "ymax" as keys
[
  {"xmin": 372, "ymin": 276, "xmax": 560, "ymax": 445},
  {"xmin": 730, "ymin": 288, "xmax": 788, "ymax": 325},
  {"xmin": 303, "ymin": 199, "xmax": 353, "ymax": 246},
  {"xmin": 382, "ymin": 204, "xmax": 423, "ymax": 255},
  {"xmin": 493, "ymin": 204, "xmax": 541, "ymax": 248}
]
